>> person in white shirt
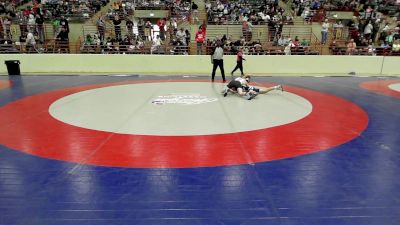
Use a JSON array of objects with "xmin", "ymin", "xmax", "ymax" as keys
[
  {"xmin": 222, "ymin": 75, "xmax": 283, "ymax": 100},
  {"xmin": 222, "ymin": 75, "xmax": 256, "ymax": 100},
  {"xmin": 176, "ymin": 27, "xmax": 186, "ymax": 45},
  {"xmin": 151, "ymin": 35, "xmax": 162, "ymax": 54},
  {"xmin": 25, "ymin": 32, "xmax": 36, "ymax": 53},
  {"xmin": 364, "ymin": 21, "xmax": 373, "ymax": 40},
  {"xmin": 321, "ymin": 19, "xmax": 330, "ymax": 44}
]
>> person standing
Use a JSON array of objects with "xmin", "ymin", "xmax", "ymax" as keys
[
  {"xmin": 191, "ymin": 2, "xmax": 199, "ymax": 24},
  {"xmin": 56, "ymin": 26, "xmax": 69, "ymax": 53},
  {"xmin": 195, "ymin": 27, "xmax": 205, "ymax": 54},
  {"xmin": 231, "ymin": 47, "xmax": 245, "ymax": 77},
  {"xmin": 211, "ymin": 43, "xmax": 226, "ymax": 82},
  {"xmin": 60, "ymin": 16, "xmax": 69, "ymax": 34},
  {"xmin": 126, "ymin": 18, "xmax": 134, "ymax": 39},
  {"xmin": 157, "ymin": 18, "xmax": 166, "ymax": 41},
  {"xmin": 35, "ymin": 13, "xmax": 45, "ymax": 44},
  {"xmin": 97, "ymin": 16, "xmax": 105, "ymax": 42},
  {"xmin": 321, "ymin": 19, "xmax": 329, "ymax": 44},
  {"xmin": 113, "ymin": 15, "xmax": 122, "ymax": 41},
  {"xmin": 144, "ymin": 20, "xmax": 153, "ymax": 41}
]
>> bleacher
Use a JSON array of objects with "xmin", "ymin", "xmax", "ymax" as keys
[{"xmin": 0, "ymin": 0, "xmax": 398, "ymax": 56}]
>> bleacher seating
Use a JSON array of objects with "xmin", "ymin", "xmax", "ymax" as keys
[{"xmin": 0, "ymin": 0, "xmax": 398, "ymax": 56}]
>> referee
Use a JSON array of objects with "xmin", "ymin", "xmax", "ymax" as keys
[{"xmin": 211, "ymin": 42, "xmax": 226, "ymax": 82}]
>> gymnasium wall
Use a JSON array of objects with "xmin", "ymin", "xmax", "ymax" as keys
[{"xmin": 0, "ymin": 54, "xmax": 399, "ymax": 76}]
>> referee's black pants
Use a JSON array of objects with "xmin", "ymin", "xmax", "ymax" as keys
[{"xmin": 211, "ymin": 59, "xmax": 226, "ymax": 82}]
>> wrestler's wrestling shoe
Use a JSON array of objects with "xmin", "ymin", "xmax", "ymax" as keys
[
  {"xmin": 275, "ymin": 85, "xmax": 284, "ymax": 92},
  {"xmin": 222, "ymin": 87, "xmax": 229, "ymax": 97},
  {"xmin": 246, "ymin": 92, "xmax": 258, "ymax": 100}
]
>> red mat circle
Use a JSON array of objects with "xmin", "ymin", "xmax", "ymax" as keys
[
  {"xmin": 0, "ymin": 80, "xmax": 369, "ymax": 168},
  {"xmin": 359, "ymin": 80, "xmax": 400, "ymax": 99}
]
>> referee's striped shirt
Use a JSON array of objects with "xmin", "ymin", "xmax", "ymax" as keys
[{"xmin": 213, "ymin": 47, "xmax": 224, "ymax": 60}]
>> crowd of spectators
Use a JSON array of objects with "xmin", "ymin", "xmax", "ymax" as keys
[
  {"xmin": 109, "ymin": 0, "xmax": 191, "ymax": 24},
  {"xmin": 43, "ymin": 0, "xmax": 109, "ymax": 22},
  {"xmin": 1, "ymin": 0, "xmax": 399, "ymax": 56},
  {"xmin": 205, "ymin": 32, "xmax": 316, "ymax": 55},
  {"xmin": 292, "ymin": 0, "xmax": 399, "ymax": 22},
  {"xmin": 81, "ymin": 15, "xmax": 191, "ymax": 55},
  {"xmin": 207, "ymin": 0, "xmax": 293, "ymax": 26}
]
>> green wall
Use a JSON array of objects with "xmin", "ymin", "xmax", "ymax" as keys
[{"xmin": 0, "ymin": 54, "xmax": 399, "ymax": 76}]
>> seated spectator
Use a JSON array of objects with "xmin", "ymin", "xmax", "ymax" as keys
[
  {"xmin": 392, "ymin": 39, "xmax": 400, "ymax": 52},
  {"xmin": 300, "ymin": 38, "xmax": 310, "ymax": 46},
  {"xmin": 151, "ymin": 35, "xmax": 163, "ymax": 54},
  {"xmin": 176, "ymin": 27, "xmax": 186, "ymax": 45},
  {"xmin": 380, "ymin": 40, "xmax": 390, "ymax": 48},
  {"xmin": 25, "ymin": 31, "xmax": 36, "ymax": 53},
  {"xmin": 81, "ymin": 34, "xmax": 96, "ymax": 52},
  {"xmin": 277, "ymin": 35, "xmax": 285, "ymax": 46},
  {"xmin": 293, "ymin": 36, "xmax": 300, "ymax": 46},
  {"xmin": 346, "ymin": 39, "xmax": 357, "ymax": 55}
]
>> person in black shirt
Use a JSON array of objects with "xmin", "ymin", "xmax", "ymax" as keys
[
  {"xmin": 59, "ymin": 16, "xmax": 69, "ymax": 34},
  {"xmin": 126, "ymin": 18, "xmax": 134, "ymax": 38},
  {"xmin": 113, "ymin": 16, "xmax": 122, "ymax": 41},
  {"xmin": 192, "ymin": 2, "xmax": 199, "ymax": 24},
  {"xmin": 56, "ymin": 27, "xmax": 69, "ymax": 53},
  {"xmin": 35, "ymin": 14, "xmax": 45, "ymax": 44}
]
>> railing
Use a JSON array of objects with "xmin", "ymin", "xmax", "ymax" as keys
[
  {"xmin": 329, "ymin": 45, "xmax": 400, "ymax": 56},
  {"xmin": 310, "ymin": 32, "xmax": 323, "ymax": 54},
  {"xmin": 0, "ymin": 41, "xmax": 191, "ymax": 55},
  {"xmin": 204, "ymin": 44, "xmax": 320, "ymax": 56},
  {"xmin": 269, "ymin": 25, "xmax": 313, "ymax": 43},
  {"xmin": 3, "ymin": 41, "xmax": 400, "ymax": 56}
]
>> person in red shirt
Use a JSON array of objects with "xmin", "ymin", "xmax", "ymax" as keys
[
  {"xmin": 195, "ymin": 28, "xmax": 205, "ymax": 55},
  {"xmin": 157, "ymin": 18, "xmax": 166, "ymax": 41},
  {"xmin": 231, "ymin": 47, "xmax": 245, "ymax": 77}
]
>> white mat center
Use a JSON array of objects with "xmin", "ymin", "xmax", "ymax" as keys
[{"xmin": 49, "ymin": 82, "xmax": 312, "ymax": 136}]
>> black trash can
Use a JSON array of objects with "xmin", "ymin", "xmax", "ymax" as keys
[{"xmin": 5, "ymin": 60, "xmax": 21, "ymax": 75}]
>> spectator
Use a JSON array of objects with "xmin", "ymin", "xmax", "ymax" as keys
[
  {"xmin": 242, "ymin": 20, "xmax": 253, "ymax": 42},
  {"xmin": 195, "ymin": 27, "xmax": 205, "ymax": 55},
  {"xmin": 52, "ymin": 17, "xmax": 60, "ymax": 36},
  {"xmin": 346, "ymin": 39, "xmax": 357, "ymax": 55},
  {"xmin": 27, "ymin": 14, "xmax": 35, "ymax": 33},
  {"xmin": 192, "ymin": 2, "xmax": 199, "ymax": 24},
  {"xmin": 151, "ymin": 35, "xmax": 162, "ymax": 54},
  {"xmin": 56, "ymin": 26, "xmax": 69, "ymax": 53},
  {"xmin": 25, "ymin": 31, "xmax": 36, "ymax": 53},
  {"xmin": 301, "ymin": 38, "xmax": 310, "ymax": 46},
  {"xmin": 113, "ymin": 15, "xmax": 122, "ymax": 41},
  {"xmin": 380, "ymin": 40, "xmax": 390, "ymax": 48},
  {"xmin": 277, "ymin": 35, "xmax": 285, "ymax": 46},
  {"xmin": 321, "ymin": 19, "xmax": 329, "ymax": 44},
  {"xmin": 392, "ymin": 39, "xmax": 400, "ymax": 52},
  {"xmin": 35, "ymin": 14, "xmax": 45, "ymax": 44},
  {"xmin": 176, "ymin": 27, "xmax": 186, "ymax": 45},
  {"xmin": 364, "ymin": 20, "xmax": 373, "ymax": 40},
  {"xmin": 126, "ymin": 17, "xmax": 134, "ymax": 38},
  {"xmin": 60, "ymin": 16, "xmax": 69, "ymax": 34},
  {"xmin": 144, "ymin": 19, "xmax": 152, "ymax": 41},
  {"xmin": 2, "ymin": 16, "xmax": 11, "ymax": 40},
  {"xmin": 157, "ymin": 18, "xmax": 166, "ymax": 41},
  {"xmin": 97, "ymin": 17, "xmax": 105, "ymax": 41},
  {"xmin": 333, "ymin": 20, "xmax": 344, "ymax": 39},
  {"xmin": 185, "ymin": 29, "xmax": 191, "ymax": 46},
  {"xmin": 293, "ymin": 36, "xmax": 300, "ymax": 46}
]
